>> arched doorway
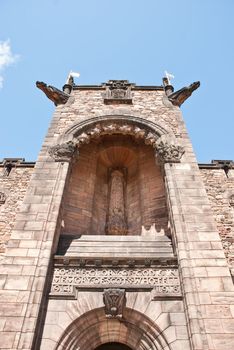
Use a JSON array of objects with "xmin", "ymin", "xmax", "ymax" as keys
[
  {"xmin": 95, "ymin": 342, "xmax": 133, "ymax": 350},
  {"xmin": 55, "ymin": 307, "xmax": 171, "ymax": 350}
]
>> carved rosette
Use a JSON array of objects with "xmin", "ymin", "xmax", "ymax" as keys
[
  {"xmin": 48, "ymin": 141, "xmax": 77, "ymax": 162},
  {"xmin": 106, "ymin": 169, "xmax": 127, "ymax": 235},
  {"xmin": 103, "ymin": 288, "xmax": 126, "ymax": 318},
  {"xmin": 155, "ymin": 137, "xmax": 184, "ymax": 163}
]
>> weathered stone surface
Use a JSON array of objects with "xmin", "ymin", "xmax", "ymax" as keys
[
  {"xmin": 0, "ymin": 164, "xmax": 34, "ymax": 256},
  {"xmin": 201, "ymin": 167, "xmax": 234, "ymax": 271},
  {"xmin": 0, "ymin": 83, "xmax": 234, "ymax": 350}
]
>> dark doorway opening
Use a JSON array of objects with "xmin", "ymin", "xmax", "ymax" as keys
[{"xmin": 95, "ymin": 342, "xmax": 133, "ymax": 350}]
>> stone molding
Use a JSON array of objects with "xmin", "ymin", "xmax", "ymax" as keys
[
  {"xmin": 50, "ymin": 122, "xmax": 184, "ymax": 164},
  {"xmin": 64, "ymin": 115, "xmax": 171, "ymax": 138},
  {"xmin": 103, "ymin": 288, "xmax": 126, "ymax": 318}
]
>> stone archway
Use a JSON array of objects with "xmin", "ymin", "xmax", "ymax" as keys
[
  {"xmin": 95, "ymin": 343, "xmax": 133, "ymax": 350},
  {"xmin": 55, "ymin": 307, "xmax": 172, "ymax": 350}
]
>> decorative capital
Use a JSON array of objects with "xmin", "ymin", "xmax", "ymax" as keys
[
  {"xmin": 48, "ymin": 141, "xmax": 77, "ymax": 162},
  {"xmin": 155, "ymin": 137, "xmax": 184, "ymax": 163},
  {"xmin": 103, "ymin": 80, "xmax": 134, "ymax": 104},
  {"xmin": 103, "ymin": 288, "xmax": 126, "ymax": 318}
]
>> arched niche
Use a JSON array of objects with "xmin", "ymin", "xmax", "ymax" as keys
[
  {"xmin": 51, "ymin": 116, "xmax": 185, "ymax": 237},
  {"xmin": 61, "ymin": 130, "xmax": 170, "ymax": 236},
  {"xmin": 55, "ymin": 307, "xmax": 171, "ymax": 350}
]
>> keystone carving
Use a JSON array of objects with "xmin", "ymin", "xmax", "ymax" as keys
[
  {"xmin": 155, "ymin": 137, "xmax": 184, "ymax": 163},
  {"xmin": 103, "ymin": 80, "xmax": 133, "ymax": 104},
  {"xmin": 48, "ymin": 141, "xmax": 76, "ymax": 162},
  {"xmin": 103, "ymin": 288, "xmax": 126, "ymax": 318},
  {"xmin": 36, "ymin": 81, "xmax": 70, "ymax": 106},
  {"xmin": 168, "ymin": 81, "xmax": 200, "ymax": 107},
  {"xmin": 0, "ymin": 192, "xmax": 6, "ymax": 204}
]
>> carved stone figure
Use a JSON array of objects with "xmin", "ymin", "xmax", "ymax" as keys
[
  {"xmin": 168, "ymin": 81, "xmax": 200, "ymax": 107},
  {"xmin": 106, "ymin": 169, "xmax": 128, "ymax": 235},
  {"xmin": 103, "ymin": 288, "xmax": 126, "ymax": 318},
  {"xmin": 48, "ymin": 141, "xmax": 76, "ymax": 162},
  {"xmin": 155, "ymin": 139, "xmax": 184, "ymax": 163},
  {"xmin": 36, "ymin": 81, "xmax": 70, "ymax": 106}
]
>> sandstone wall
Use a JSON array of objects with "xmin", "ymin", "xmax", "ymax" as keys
[
  {"xmin": 55, "ymin": 88, "xmax": 186, "ymax": 137},
  {"xmin": 200, "ymin": 165, "xmax": 234, "ymax": 274},
  {"xmin": 0, "ymin": 162, "xmax": 34, "ymax": 256}
]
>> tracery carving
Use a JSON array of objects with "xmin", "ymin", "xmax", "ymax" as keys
[
  {"xmin": 155, "ymin": 136, "xmax": 184, "ymax": 163},
  {"xmin": 103, "ymin": 288, "xmax": 126, "ymax": 318},
  {"xmin": 103, "ymin": 80, "xmax": 133, "ymax": 104},
  {"xmin": 106, "ymin": 169, "xmax": 127, "ymax": 235},
  {"xmin": 0, "ymin": 192, "xmax": 6, "ymax": 204},
  {"xmin": 48, "ymin": 141, "xmax": 77, "ymax": 162}
]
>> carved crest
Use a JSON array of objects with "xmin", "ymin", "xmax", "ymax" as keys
[
  {"xmin": 0, "ymin": 192, "xmax": 6, "ymax": 204},
  {"xmin": 103, "ymin": 288, "xmax": 126, "ymax": 318},
  {"xmin": 155, "ymin": 137, "xmax": 184, "ymax": 163},
  {"xmin": 48, "ymin": 141, "xmax": 76, "ymax": 162},
  {"xmin": 103, "ymin": 80, "xmax": 133, "ymax": 104}
]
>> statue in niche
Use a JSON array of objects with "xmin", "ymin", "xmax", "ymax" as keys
[{"xmin": 106, "ymin": 168, "xmax": 128, "ymax": 235}]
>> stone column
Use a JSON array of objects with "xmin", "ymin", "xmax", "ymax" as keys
[{"xmin": 106, "ymin": 169, "xmax": 127, "ymax": 235}]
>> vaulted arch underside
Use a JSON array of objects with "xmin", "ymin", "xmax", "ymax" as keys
[{"xmin": 55, "ymin": 307, "xmax": 172, "ymax": 350}]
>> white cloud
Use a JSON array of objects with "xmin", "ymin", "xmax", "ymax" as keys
[{"xmin": 0, "ymin": 39, "xmax": 19, "ymax": 89}]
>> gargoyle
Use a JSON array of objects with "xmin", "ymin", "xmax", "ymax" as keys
[
  {"xmin": 36, "ymin": 81, "xmax": 70, "ymax": 106},
  {"xmin": 168, "ymin": 81, "xmax": 200, "ymax": 107}
]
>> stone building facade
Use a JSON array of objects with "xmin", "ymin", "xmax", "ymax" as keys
[{"xmin": 0, "ymin": 78, "xmax": 233, "ymax": 350}]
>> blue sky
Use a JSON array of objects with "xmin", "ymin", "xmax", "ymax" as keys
[{"xmin": 0, "ymin": 0, "xmax": 233, "ymax": 162}]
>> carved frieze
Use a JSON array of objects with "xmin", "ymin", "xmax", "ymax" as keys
[
  {"xmin": 48, "ymin": 141, "xmax": 77, "ymax": 162},
  {"xmin": 103, "ymin": 80, "xmax": 133, "ymax": 104},
  {"xmin": 0, "ymin": 192, "xmax": 6, "ymax": 204},
  {"xmin": 74, "ymin": 122, "xmax": 158, "ymax": 149},
  {"xmin": 155, "ymin": 136, "xmax": 184, "ymax": 163},
  {"xmin": 50, "ymin": 266, "xmax": 181, "ymax": 298},
  {"xmin": 103, "ymin": 288, "xmax": 126, "ymax": 318}
]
